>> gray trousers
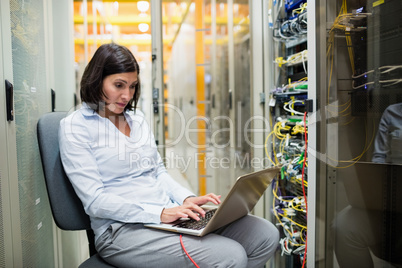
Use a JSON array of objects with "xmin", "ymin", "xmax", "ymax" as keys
[{"xmin": 96, "ymin": 215, "xmax": 279, "ymax": 268}]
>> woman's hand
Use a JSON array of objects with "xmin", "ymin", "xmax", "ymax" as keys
[
  {"xmin": 184, "ymin": 193, "xmax": 221, "ymax": 207},
  {"xmin": 160, "ymin": 193, "xmax": 221, "ymax": 223},
  {"xmin": 160, "ymin": 204, "xmax": 205, "ymax": 223}
]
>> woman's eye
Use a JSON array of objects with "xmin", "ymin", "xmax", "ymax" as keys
[{"xmin": 115, "ymin": 84, "xmax": 123, "ymax": 88}]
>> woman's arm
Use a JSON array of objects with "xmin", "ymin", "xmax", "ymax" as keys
[
  {"xmin": 372, "ymin": 111, "xmax": 391, "ymax": 163},
  {"xmin": 59, "ymin": 114, "xmax": 163, "ymax": 223}
]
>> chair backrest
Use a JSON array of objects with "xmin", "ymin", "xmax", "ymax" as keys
[{"xmin": 37, "ymin": 112, "xmax": 91, "ymax": 231}]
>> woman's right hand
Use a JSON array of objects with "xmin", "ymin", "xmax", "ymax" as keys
[{"xmin": 160, "ymin": 204, "xmax": 205, "ymax": 223}]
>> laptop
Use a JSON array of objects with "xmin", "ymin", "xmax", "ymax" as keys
[{"xmin": 144, "ymin": 166, "xmax": 280, "ymax": 236}]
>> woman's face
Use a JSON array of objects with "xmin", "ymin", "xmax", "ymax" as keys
[{"xmin": 101, "ymin": 72, "xmax": 138, "ymax": 116}]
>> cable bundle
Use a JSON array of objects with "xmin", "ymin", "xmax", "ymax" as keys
[
  {"xmin": 266, "ymin": 108, "xmax": 308, "ymax": 266},
  {"xmin": 352, "ymin": 65, "xmax": 402, "ymax": 90},
  {"xmin": 273, "ymin": 3, "xmax": 308, "ymax": 41}
]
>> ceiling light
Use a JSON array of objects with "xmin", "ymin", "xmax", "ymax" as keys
[
  {"xmin": 137, "ymin": 1, "xmax": 150, "ymax": 13},
  {"xmin": 138, "ymin": 23, "xmax": 149, "ymax": 33},
  {"xmin": 105, "ymin": 24, "xmax": 113, "ymax": 32}
]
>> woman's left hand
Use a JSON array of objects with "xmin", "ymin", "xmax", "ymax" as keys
[{"xmin": 184, "ymin": 193, "xmax": 221, "ymax": 207}]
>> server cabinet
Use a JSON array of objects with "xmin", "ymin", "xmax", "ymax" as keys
[
  {"xmin": 0, "ymin": 0, "xmax": 56, "ymax": 266},
  {"xmin": 312, "ymin": 0, "xmax": 402, "ymax": 267},
  {"xmin": 262, "ymin": 0, "xmax": 309, "ymax": 266},
  {"xmin": 0, "ymin": 0, "xmax": 82, "ymax": 267},
  {"xmin": 0, "ymin": 2, "xmax": 16, "ymax": 267}
]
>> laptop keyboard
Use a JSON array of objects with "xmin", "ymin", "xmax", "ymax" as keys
[{"xmin": 174, "ymin": 209, "xmax": 217, "ymax": 230}]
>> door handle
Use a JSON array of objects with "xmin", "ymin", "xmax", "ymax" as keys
[
  {"xmin": 5, "ymin": 80, "xmax": 13, "ymax": 121},
  {"xmin": 51, "ymin": 89, "xmax": 56, "ymax": 112}
]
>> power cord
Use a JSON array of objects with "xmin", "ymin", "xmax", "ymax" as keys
[
  {"xmin": 301, "ymin": 111, "xmax": 308, "ymax": 268},
  {"xmin": 180, "ymin": 234, "xmax": 200, "ymax": 268}
]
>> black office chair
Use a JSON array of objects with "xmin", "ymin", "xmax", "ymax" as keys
[{"xmin": 37, "ymin": 112, "xmax": 114, "ymax": 268}]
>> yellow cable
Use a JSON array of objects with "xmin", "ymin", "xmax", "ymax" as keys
[
  {"xmin": 327, "ymin": 100, "xmax": 352, "ymax": 115},
  {"xmin": 290, "ymin": 203, "xmax": 306, "ymax": 212},
  {"xmin": 277, "ymin": 213, "xmax": 307, "ymax": 229},
  {"xmin": 326, "ymin": 118, "xmax": 376, "ymax": 168},
  {"xmin": 327, "ymin": 35, "xmax": 335, "ymax": 105},
  {"xmin": 300, "ymin": 229, "xmax": 307, "ymax": 243},
  {"xmin": 272, "ymin": 183, "xmax": 305, "ymax": 247},
  {"xmin": 340, "ymin": 117, "xmax": 356, "ymax": 126},
  {"xmin": 264, "ymin": 131, "xmax": 276, "ymax": 166},
  {"xmin": 273, "ymin": 134, "xmax": 279, "ymax": 164}
]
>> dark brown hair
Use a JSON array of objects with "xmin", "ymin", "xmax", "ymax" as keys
[{"xmin": 80, "ymin": 43, "xmax": 141, "ymax": 111}]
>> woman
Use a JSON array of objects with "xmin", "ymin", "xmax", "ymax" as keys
[{"xmin": 59, "ymin": 43, "xmax": 279, "ymax": 268}]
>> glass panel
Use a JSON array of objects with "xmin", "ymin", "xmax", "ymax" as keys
[
  {"xmin": 232, "ymin": 0, "xmax": 252, "ymax": 181},
  {"xmin": 207, "ymin": 1, "xmax": 233, "ymax": 196},
  {"xmin": 163, "ymin": 1, "xmax": 251, "ymax": 197},
  {"xmin": 163, "ymin": 1, "xmax": 199, "ymax": 192},
  {"xmin": 318, "ymin": 0, "xmax": 402, "ymax": 266},
  {"xmin": 9, "ymin": 0, "xmax": 54, "ymax": 266}
]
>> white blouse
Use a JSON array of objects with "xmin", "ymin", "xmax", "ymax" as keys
[{"xmin": 59, "ymin": 103, "xmax": 194, "ymax": 241}]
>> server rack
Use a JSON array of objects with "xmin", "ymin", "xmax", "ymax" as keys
[{"xmin": 265, "ymin": 1, "xmax": 309, "ymax": 266}]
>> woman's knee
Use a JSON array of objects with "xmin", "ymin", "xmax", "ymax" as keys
[
  {"xmin": 253, "ymin": 218, "xmax": 280, "ymax": 259},
  {"xmin": 198, "ymin": 236, "xmax": 248, "ymax": 268},
  {"xmin": 247, "ymin": 215, "xmax": 280, "ymax": 248},
  {"xmin": 217, "ymin": 243, "xmax": 248, "ymax": 268}
]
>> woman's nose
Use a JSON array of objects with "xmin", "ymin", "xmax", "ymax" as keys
[{"xmin": 121, "ymin": 87, "xmax": 131, "ymax": 100}]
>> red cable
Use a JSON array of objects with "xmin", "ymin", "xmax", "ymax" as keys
[
  {"xmin": 180, "ymin": 234, "xmax": 200, "ymax": 268},
  {"xmin": 301, "ymin": 112, "xmax": 308, "ymax": 268}
]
